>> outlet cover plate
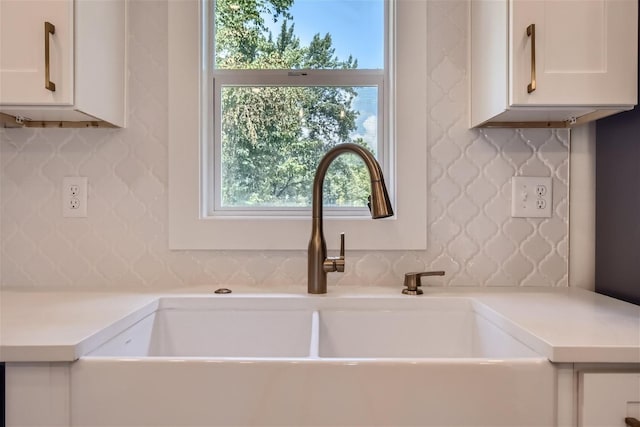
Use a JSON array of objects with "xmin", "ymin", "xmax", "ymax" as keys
[
  {"xmin": 511, "ymin": 176, "xmax": 552, "ymax": 218},
  {"xmin": 62, "ymin": 176, "xmax": 88, "ymax": 218}
]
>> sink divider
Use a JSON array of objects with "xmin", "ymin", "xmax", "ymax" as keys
[{"xmin": 309, "ymin": 310, "xmax": 320, "ymax": 358}]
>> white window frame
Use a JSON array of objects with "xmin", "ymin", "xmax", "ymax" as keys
[{"xmin": 169, "ymin": 0, "xmax": 427, "ymax": 250}]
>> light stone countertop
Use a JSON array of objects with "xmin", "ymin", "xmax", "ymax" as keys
[{"xmin": 0, "ymin": 286, "xmax": 638, "ymax": 364}]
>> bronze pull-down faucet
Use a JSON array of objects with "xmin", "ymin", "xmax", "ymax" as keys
[{"xmin": 307, "ymin": 143, "xmax": 394, "ymax": 294}]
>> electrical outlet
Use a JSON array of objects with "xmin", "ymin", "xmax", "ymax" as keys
[
  {"xmin": 511, "ymin": 176, "xmax": 552, "ymax": 218},
  {"xmin": 62, "ymin": 177, "xmax": 88, "ymax": 217}
]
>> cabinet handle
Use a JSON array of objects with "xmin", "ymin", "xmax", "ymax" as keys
[
  {"xmin": 44, "ymin": 21, "xmax": 56, "ymax": 92},
  {"xmin": 526, "ymin": 24, "xmax": 536, "ymax": 93},
  {"xmin": 626, "ymin": 418, "xmax": 640, "ymax": 427}
]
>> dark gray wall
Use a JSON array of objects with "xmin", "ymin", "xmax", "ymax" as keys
[
  {"xmin": 1, "ymin": 363, "xmax": 4, "ymax": 427},
  {"xmin": 595, "ymin": 12, "xmax": 640, "ymax": 305}
]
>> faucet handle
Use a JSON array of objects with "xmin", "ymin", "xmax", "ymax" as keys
[
  {"xmin": 323, "ymin": 232, "xmax": 345, "ymax": 273},
  {"xmin": 402, "ymin": 271, "xmax": 445, "ymax": 295}
]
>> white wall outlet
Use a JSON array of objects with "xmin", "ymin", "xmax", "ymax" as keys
[
  {"xmin": 62, "ymin": 177, "xmax": 88, "ymax": 218},
  {"xmin": 511, "ymin": 176, "xmax": 552, "ymax": 218}
]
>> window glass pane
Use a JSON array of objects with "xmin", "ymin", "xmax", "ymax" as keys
[
  {"xmin": 214, "ymin": 0, "xmax": 384, "ymax": 70},
  {"xmin": 220, "ymin": 85, "xmax": 378, "ymax": 208}
]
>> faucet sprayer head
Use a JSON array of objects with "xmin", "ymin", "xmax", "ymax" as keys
[{"xmin": 368, "ymin": 179, "xmax": 394, "ymax": 219}]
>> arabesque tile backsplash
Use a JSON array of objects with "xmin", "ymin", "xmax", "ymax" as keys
[{"xmin": 0, "ymin": 0, "xmax": 569, "ymax": 290}]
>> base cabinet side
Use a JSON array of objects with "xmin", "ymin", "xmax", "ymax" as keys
[{"xmin": 5, "ymin": 363, "xmax": 70, "ymax": 427}]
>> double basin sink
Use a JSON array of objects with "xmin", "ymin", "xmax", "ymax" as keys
[
  {"xmin": 88, "ymin": 294, "xmax": 540, "ymax": 359},
  {"xmin": 75, "ymin": 294, "xmax": 556, "ymax": 426}
]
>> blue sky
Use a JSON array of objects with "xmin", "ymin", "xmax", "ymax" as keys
[{"xmin": 264, "ymin": 0, "xmax": 384, "ymax": 69}]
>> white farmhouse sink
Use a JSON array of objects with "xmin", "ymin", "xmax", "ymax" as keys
[
  {"xmin": 88, "ymin": 296, "xmax": 536, "ymax": 359},
  {"xmin": 318, "ymin": 308, "xmax": 539, "ymax": 358},
  {"xmin": 90, "ymin": 308, "xmax": 313, "ymax": 357},
  {"xmin": 76, "ymin": 294, "xmax": 555, "ymax": 426},
  {"xmin": 155, "ymin": 309, "xmax": 312, "ymax": 357}
]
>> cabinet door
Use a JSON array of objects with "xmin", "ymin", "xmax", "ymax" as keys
[
  {"xmin": 510, "ymin": 0, "xmax": 638, "ymax": 107},
  {"xmin": 0, "ymin": 0, "xmax": 73, "ymax": 105},
  {"xmin": 580, "ymin": 372, "xmax": 640, "ymax": 427}
]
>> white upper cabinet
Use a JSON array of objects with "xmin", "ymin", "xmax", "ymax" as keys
[
  {"xmin": 0, "ymin": 1, "xmax": 74, "ymax": 105},
  {"xmin": 471, "ymin": 0, "xmax": 638, "ymax": 128},
  {"xmin": 0, "ymin": 0, "xmax": 126, "ymax": 127}
]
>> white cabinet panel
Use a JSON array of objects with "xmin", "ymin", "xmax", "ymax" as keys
[
  {"xmin": 0, "ymin": 0, "xmax": 126, "ymax": 127},
  {"xmin": 471, "ymin": 0, "xmax": 638, "ymax": 127},
  {"xmin": 0, "ymin": 0, "xmax": 73, "ymax": 105},
  {"xmin": 5, "ymin": 363, "xmax": 71, "ymax": 427},
  {"xmin": 511, "ymin": 0, "xmax": 637, "ymax": 107},
  {"xmin": 580, "ymin": 372, "xmax": 640, "ymax": 427}
]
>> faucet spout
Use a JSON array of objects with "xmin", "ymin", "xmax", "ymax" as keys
[{"xmin": 308, "ymin": 143, "xmax": 393, "ymax": 294}]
